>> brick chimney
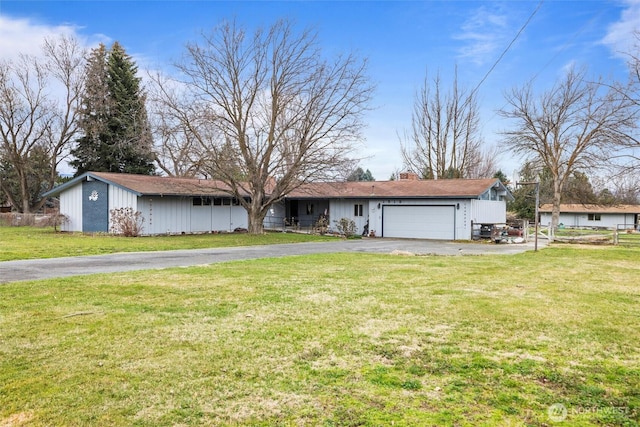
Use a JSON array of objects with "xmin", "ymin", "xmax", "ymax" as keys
[{"xmin": 399, "ymin": 171, "xmax": 419, "ymax": 181}]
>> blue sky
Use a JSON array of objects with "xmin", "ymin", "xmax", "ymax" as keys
[{"xmin": 1, "ymin": 1, "xmax": 638, "ymax": 180}]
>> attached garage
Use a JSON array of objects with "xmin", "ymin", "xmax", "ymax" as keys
[
  {"xmin": 286, "ymin": 177, "xmax": 513, "ymax": 240},
  {"xmin": 382, "ymin": 205, "xmax": 455, "ymax": 240}
]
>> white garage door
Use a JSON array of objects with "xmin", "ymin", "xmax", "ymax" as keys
[{"xmin": 383, "ymin": 205, "xmax": 455, "ymax": 239}]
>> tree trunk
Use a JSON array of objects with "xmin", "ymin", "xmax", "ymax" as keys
[
  {"xmin": 246, "ymin": 191, "xmax": 267, "ymax": 234},
  {"xmin": 551, "ymin": 194, "xmax": 561, "ymax": 232},
  {"xmin": 247, "ymin": 207, "xmax": 267, "ymax": 234},
  {"xmin": 19, "ymin": 174, "xmax": 31, "ymax": 214},
  {"xmin": 551, "ymin": 178, "xmax": 564, "ymax": 237}
]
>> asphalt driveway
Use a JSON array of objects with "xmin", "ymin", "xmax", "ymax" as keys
[{"xmin": 0, "ymin": 238, "xmax": 546, "ymax": 284}]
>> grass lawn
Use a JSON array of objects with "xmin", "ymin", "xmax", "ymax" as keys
[
  {"xmin": 1, "ymin": 245, "xmax": 639, "ymax": 426},
  {"xmin": 0, "ymin": 227, "xmax": 334, "ymax": 261}
]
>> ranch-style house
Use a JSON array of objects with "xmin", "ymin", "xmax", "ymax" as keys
[
  {"xmin": 43, "ymin": 171, "xmax": 513, "ymax": 240},
  {"xmin": 539, "ymin": 203, "xmax": 640, "ymax": 230}
]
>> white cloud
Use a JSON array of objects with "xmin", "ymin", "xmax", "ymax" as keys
[
  {"xmin": 454, "ymin": 5, "xmax": 510, "ymax": 66},
  {"xmin": 602, "ymin": 0, "xmax": 640, "ymax": 60},
  {"xmin": 0, "ymin": 16, "xmax": 74, "ymax": 60},
  {"xmin": 0, "ymin": 15, "xmax": 108, "ymax": 62}
]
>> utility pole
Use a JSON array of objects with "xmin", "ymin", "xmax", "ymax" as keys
[{"xmin": 516, "ymin": 181, "xmax": 540, "ymax": 252}]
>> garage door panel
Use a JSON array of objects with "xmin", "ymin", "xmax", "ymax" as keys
[{"xmin": 383, "ymin": 205, "xmax": 455, "ymax": 239}]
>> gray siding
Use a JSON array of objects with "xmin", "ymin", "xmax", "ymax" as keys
[
  {"xmin": 212, "ymin": 205, "xmax": 248, "ymax": 231},
  {"xmin": 540, "ymin": 212, "xmax": 637, "ymax": 229},
  {"xmin": 470, "ymin": 200, "xmax": 507, "ymax": 224},
  {"xmin": 109, "ymin": 185, "xmax": 138, "ymax": 211},
  {"xmin": 329, "ymin": 199, "xmax": 369, "ymax": 235},
  {"xmin": 59, "ymin": 184, "xmax": 83, "ymax": 232},
  {"xmin": 138, "ymin": 197, "xmax": 192, "ymax": 235},
  {"xmin": 137, "ymin": 197, "xmax": 249, "ymax": 235}
]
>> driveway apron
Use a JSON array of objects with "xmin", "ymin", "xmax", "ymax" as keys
[{"xmin": 0, "ymin": 238, "xmax": 545, "ymax": 284}]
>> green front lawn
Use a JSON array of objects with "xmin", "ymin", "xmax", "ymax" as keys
[
  {"xmin": 1, "ymin": 246, "xmax": 639, "ymax": 425},
  {"xmin": 0, "ymin": 227, "xmax": 333, "ymax": 261}
]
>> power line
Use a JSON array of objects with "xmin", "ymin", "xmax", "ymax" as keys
[
  {"xmin": 470, "ymin": 0, "xmax": 544, "ymax": 99},
  {"xmin": 480, "ymin": 1, "xmax": 608, "ymax": 132}
]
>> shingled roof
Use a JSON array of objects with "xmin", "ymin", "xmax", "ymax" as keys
[
  {"xmin": 288, "ymin": 178, "xmax": 505, "ymax": 199},
  {"xmin": 44, "ymin": 173, "xmax": 509, "ymax": 201},
  {"xmin": 539, "ymin": 203, "xmax": 640, "ymax": 214},
  {"xmin": 43, "ymin": 172, "xmax": 246, "ymax": 198}
]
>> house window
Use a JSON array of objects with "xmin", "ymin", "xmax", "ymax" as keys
[
  {"xmin": 213, "ymin": 198, "xmax": 222, "ymax": 206},
  {"xmin": 588, "ymin": 213, "xmax": 601, "ymax": 221},
  {"xmin": 193, "ymin": 197, "xmax": 211, "ymax": 206},
  {"xmin": 354, "ymin": 204, "xmax": 363, "ymax": 217},
  {"xmin": 307, "ymin": 203, "xmax": 314, "ymax": 215}
]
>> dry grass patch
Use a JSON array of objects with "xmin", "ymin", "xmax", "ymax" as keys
[
  {"xmin": 1, "ymin": 247, "xmax": 639, "ymax": 425},
  {"xmin": 0, "ymin": 226, "xmax": 334, "ymax": 261}
]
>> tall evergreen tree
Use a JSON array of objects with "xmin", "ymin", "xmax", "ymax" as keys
[
  {"xmin": 71, "ymin": 42, "xmax": 155, "ymax": 175},
  {"xmin": 70, "ymin": 43, "xmax": 110, "ymax": 174}
]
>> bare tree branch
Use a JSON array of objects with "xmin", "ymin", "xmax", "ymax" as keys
[
  {"xmin": 400, "ymin": 67, "xmax": 494, "ymax": 179},
  {"xmin": 151, "ymin": 19, "xmax": 373, "ymax": 233},
  {"xmin": 499, "ymin": 66, "xmax": 638, "ymax": 230},
  {"xmin": 0, "ymin": 35, "xmax": 85, "ymax": 212}
]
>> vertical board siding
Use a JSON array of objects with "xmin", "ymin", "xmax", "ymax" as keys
[
  {"xmin": 136, "ymin": 197, "xmax": 249, "ymax": 235},
  {"xmin": 59, "ymin": 184, "xmax": 83, "ymax": 232},
  {"xmin": 471, "ymin": 200, "xmax": 507, "ymax": 224},
  {"xmin": 141, "ymin": 197, "xmax": 191, "ymax": 235},
  {"xmin": 108, "ymin": 186, "xmax": 138, "ymax": 233},
  {"xmin": 329, "ymin": 200, "xmax": 369, "ymax": 235},
  {"xmin": 108, "ymin": 186, "xmax": 138, "ymax": 211},
  {"xmin": 540, "ymin": 212, "xmax": 636, "ymax": 229},
  {"xmin": 228, "ymin": 206, "xmax": 248, "ymax": 231},
  {"xmin": 211, "ymin": 206, "xmax": 231, "ymax": 231},
  {"xmin": 191, "ymin": 204, "xmax": 213, "ymax": 232}
]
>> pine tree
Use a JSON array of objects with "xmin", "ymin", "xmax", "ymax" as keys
[
  {"xmin": 71, "ymin": 42, "xmax": 155, "ymax": 175},
  {"xmin": 70, "ymin": 43, "xmax": 110, "ymax": 174}
]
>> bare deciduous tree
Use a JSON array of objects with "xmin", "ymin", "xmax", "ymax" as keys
[
  {"xmin": 148, "ymin": 77, "xmax": 207, "ymax": 178},
  {"xmin": 152, "ymin": 20, "xmax": 373, "ymax": 233},
  {"xmin": 0, "ymin": 35, "xmax": 84, "ymax": 212},
  {"xmin": 629, "ymin": 30, "xmax": 640, "ymax": 100},
  {"xmin": 499, "ymin": 67, "xmax": 637, "ymax": 230},
  {"xmin": 400, "ymin": 68, "xmax": 494, "ymax": 179}
]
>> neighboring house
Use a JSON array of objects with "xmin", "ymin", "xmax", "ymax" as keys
[
  {"xmin": 281, "ymin": 177, "xmax": 512, "ymax": 240},
  {"xmin": 43, "ymin": 172, "xmax": 513, "ymax": 240},
  {"xmin": 539, "ymin": 204, "xmax": 640, "ymax": 230}
]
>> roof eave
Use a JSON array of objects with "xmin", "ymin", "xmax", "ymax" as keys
[{"xmin": 41, "ymin": 172, "xmax": 143, "ymax": 198}]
